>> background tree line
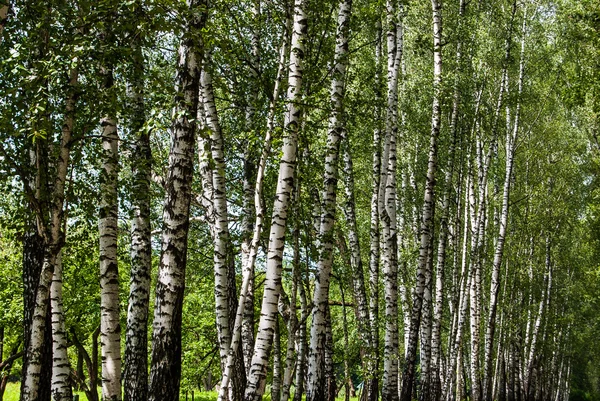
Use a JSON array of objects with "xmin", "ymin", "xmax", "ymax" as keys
[{"xmin": 1, "ymin": 0, "xmax": 600, "ymax": 401}]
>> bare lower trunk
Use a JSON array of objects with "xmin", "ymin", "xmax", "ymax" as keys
[
  {"xmin": 99, "ymin": 66, "xmax": 121, "ymax": 401},
  {"xmin": 148, "ymin": 3, "xmax": 206, "ymax": 400},
  {"xmin": 50, "ymin": 252, "xmax": 73, "ymax": 401},
  {"xmin": 124, "ymin": 26, "xmax": 152, "ymax": 401}
]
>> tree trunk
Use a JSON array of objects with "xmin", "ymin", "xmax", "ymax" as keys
[
  {"xmin": 124, "ymin": 18, "xmax": 152, "ymax": 401},
  {"xmin": 367, "ymin": 20, "xmax": 383, "ymax": 401},
  {"xmin": 306, "ymin": 0, "xmax": 352, "ymax": 399},
  {"xmin": 340, "ymin": 137, "xmax": 376, "ymax": 400},
  {"xmin": 215, "ymin": 14, "xmax": 292, "ymax": 398},
  {"xmin": 148, "ymin": 2, "xmax": 206, "ymax": 400},
  {"xmin": 484, "ymin": 9, "xmax": 525, "ymax": 400},
  {"xmin": 381, "ymin": 2, "xmax": 402, "ymax": 400},
  {"xmin": 401, "ymin": 0, "xmax": 442, "ymax": 398},
  {"xmin": 99, "ymin": 65, "xmax": 121, "ymax": 401},
  {"xmin": 50, "ymin": 252, "xmax": 73, "ymax": 401},
  {"xmin": 244, "ymin": 0, "xmax": 307, "ymax": 398}
]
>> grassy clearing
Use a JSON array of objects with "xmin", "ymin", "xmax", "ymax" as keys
[{"xmin": 3, "ymin": 382, "xmax": 359, "ymax": 401}]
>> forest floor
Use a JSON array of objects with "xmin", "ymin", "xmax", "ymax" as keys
[{"xmin": 2, "ymin": 382, "xmax": 361, "ymax": 401}]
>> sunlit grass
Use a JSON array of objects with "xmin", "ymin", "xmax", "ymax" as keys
[{"xmin": 3, "ymin": 382, "xmax": 360, "ymax": 401}]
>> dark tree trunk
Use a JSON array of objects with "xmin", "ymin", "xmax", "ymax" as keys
[{"xmin": 21, "ymin": 227, "xmax": 52, "ymax": 401}]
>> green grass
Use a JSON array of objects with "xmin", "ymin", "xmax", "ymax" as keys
[
  {"xmin": 3, "ymin": 382, "xmax": 360, "ymax": 401},
  {"xmin": 3, "ymin": 382, "xmax": 94, "ymax": 401}
]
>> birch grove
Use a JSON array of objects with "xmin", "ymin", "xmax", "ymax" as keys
[{"xmin": 1, "ymin": 0, "xmax": 600, "ymax": 401}]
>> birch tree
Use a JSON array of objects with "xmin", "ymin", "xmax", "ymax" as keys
[
  {"xmin": 123, "ymin": 8, "xmax": 152, "ymax": 400},
  {"xmin": 244, "ymin": 0, "xmax": 307, "ymax": 398},
  {"xmin": 99, "ymin": 64, "xmax": 121, "ymax": 401},
  {"xmin": 148, "ymin": 2, "xmax": 207, "ymax": 399},
  {"xmin": 306, "ymin": 0, "xmax": 352, "ymax": 399}
]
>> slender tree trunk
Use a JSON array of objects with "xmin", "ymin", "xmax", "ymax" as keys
[
  {"xmin": 201, "ymin": 59, "xmax": 246, "ymax": 401},
  {"xmin": 124, "ymin": 19, "xmax": 151, "ymax": 401},
  {"xmin": 241, "ymin": 0, "xmax": 262, "ymax": 373},
  {"xmin": 244, "ymin": 0, "xmax": 307, "ymax": 398},
  {"xmin": 401, "ymin": 1, "xmax": 442, "ymax": 399},
  {"xmin": 340, "ymin": 137, "xmax": 376, "ymax": 400},
  {"xmin": 148, "ymin": 2, "xmax": 206, "ymax": 400},
  {"xmin": 99, "ymin": 65, "xmax": 121, "ymax": 401},
  {"xmin": 367, "ymin": 20, "xmax": 383, "ymax": 401},
  {"xmin": 484, "ymin": 11, "xmax": 526, "ymax": 400},
  {"xmin": 21, "ymin": 225, "xmax": 52, "ymax": 401},
  {"xmin": 381, "ymin": 2, "xmax": 402, "ymax": 400},
  {"xmin": 431, "ymin": 2, "xmax": 465, "ymax": 400},
  {"xmin": 50, "ymin": 252, "xmax": 73, "ymax": 401},
  {"xmin": 216, "ymin": 15, "xmax": 291, "ymax": 398},
  {"xmin": 306, "ymin": 0, "xmax": 352, "ymax": 399},
  {"xmin": 281, "ymin": 182, "xmax": 302, "ymax": 401}
]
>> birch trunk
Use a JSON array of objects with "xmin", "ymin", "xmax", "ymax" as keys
[
  {"xmin": 368, "ymin": 21, "xmax": 383, "ymax": 401},
  {"xmin": 99, "ymin": 66, "xmax": 121, "ymax": 401},
  {"xmin": 241, "ymin": 1, "xmax": 261, "ymax": 371},
  {"xmin": 50, "ymin": 252, "xmax": 73, "ymax": 401},
  {"xmin": 381, "ymin": 2, "xmax": 402, "ymax": 399},
  {"xmin": 216, "ymin": 15, "xmax": 291, "ymax": 398},
  {"xmin": 124, "ymin": 23, "xmax": 152, "ymax": 401},
  {"xmin": 148, "ymin": 2, "xmax": 205, "ymax": 399},
  {"xmin": 417, "ymin": 2, "xmax": 442, "ymax": 400},
  {"xmin": 21, "ymin": 224, "xmax": 52, "ymax": 401},
  {"xmin": 22, "ymin": 65, "xmax": 78, "ymax": 401},
  {"xmin": 483, "ymin": 12, "xmax": 526, "ymax": 399},
  {"xmin": 306, "ymin": 1, "xmax": 352, "ymax": 399},
  {"xmin": 400, "ymin": 1, "xmax": 441, "ymax": 399},
  {"xmin": 244, "ymin": 0, "xmax": 307, "ymax": 397},
  {"xmin": 431, "ymin": 2, "xmax": 465, "ymax": 398},
  {"xmin": 340, "ymin": 136, "xmax": 376, "ymax": 399}
]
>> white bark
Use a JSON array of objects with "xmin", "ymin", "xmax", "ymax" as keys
[
  {"xmin": 306, "ymin": 0, "xmax": 352, "ymax": 399},
  {"xmin": 124, "ymin": 31, "xmax": 151, "ymax": 401},
  {"xmin": 381, "ymin": 3, "xmax": 402, "ymax": 400},
  {"xmin": 99, "ymin": 69, "xmax": 121, "ymax": 401},
  {"xmin": 217, "ymin": 15, "xmax": 291, "ymax": 399},
  {"xmin": 244, "ymin": 0, "xmax": 307, "ymax": 398},
  {"xmin": 148, "ymin": 3, "xmax": 205, "ymax": 399},
  {"xmin": 50, "ymin": 252, "xmax": 73, "ymax": 401}
]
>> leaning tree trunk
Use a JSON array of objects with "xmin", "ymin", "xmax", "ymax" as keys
[
  {"xmin": 124, "ymin": 17, "xmax": 152, "ymax": 401},
  {"xmin": 99, "ymin": 65, "xmax": 121, "ymax": 401},
  {"xmin": 483, "ymin": 14, "xmax": 525, "ymax": 399},
  {"xmin": 216, "ymin": 15, "xmax": 291, "ymax": 399},
  {"xmin": 244, "ymin": 0, "xmax": 307, "ymax": 398},
  {"xmin": 306, "ymin": 0, "xmax": 352, "ymax": 399},
  {"xmin": 22, "ymin": 65, "xmax": 78, "ymax": 401},
  {"xmin": 148, "ymin": 2, "xmax": 206, "ymax": 400},
  {"xmin": 50, "ymin": 252, "xmax": 73, "ymax": 401},
  {"xmin": 201, "ymin": 60, "xmax": 246, "ymax": 401}
]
